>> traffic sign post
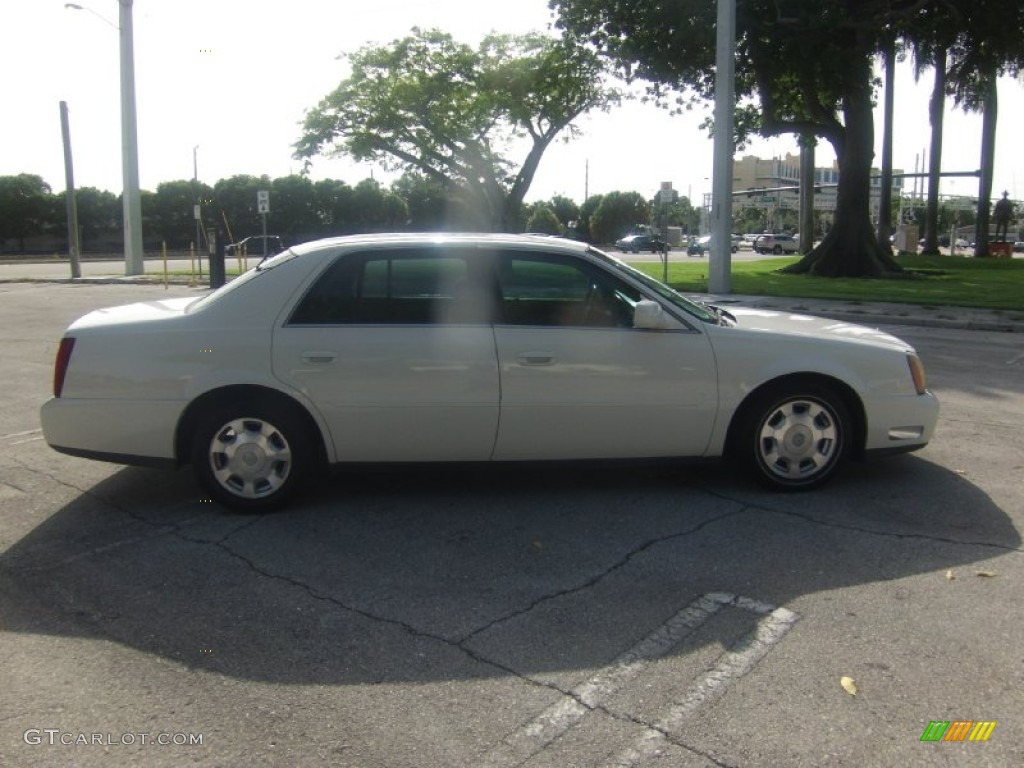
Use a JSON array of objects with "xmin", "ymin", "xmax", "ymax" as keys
[
  {"xmin": 659, "ymin": 182, "xmax": 673, "ymax": 282},
  {"xmin": 257, "ymin": 190, "xmax": 270, "ymax": 259}
]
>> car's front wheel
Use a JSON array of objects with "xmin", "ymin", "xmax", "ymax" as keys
[
  {"xmin": 773, "ymin": 245, "xmax": 783, "ymax": 254},
  {"xmin": 734, "ymin": 384, "xmax": 850, "ymax": 490},
  {"xmin": 191, "ymin": 401, "xmax": 312, "ymax": 512}
]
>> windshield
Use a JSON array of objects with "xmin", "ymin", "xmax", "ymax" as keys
[
  {"xmin": 587, "ymin": 247, "xmax": 718, "ymax": 324},
  {"xmin": 186, "ymin": 248, "xmax": 299, "ymax": 313}
]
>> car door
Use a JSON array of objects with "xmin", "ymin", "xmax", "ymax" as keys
[
  {"xmin": 491, "ymin": 250, "xmax": 719, "ymax": 461},
  {"xmin": 272, "ymin": 247, "xmax": 499, "ymax": 462}
]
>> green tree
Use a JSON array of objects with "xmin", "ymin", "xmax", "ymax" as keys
[
  {"xmin": 552, "ymin": 0, "xmax": 1022, "ymax": 277},
  {"xmin": 589, "ymin": 190, "xmax": 650, "ymax": 244},
  {"xmin": 389, "ymin": 173, "xmax": 480, "ymax": 231},
  {"xmin": 0, "ymin": 174, "xmax": 52, "ymax": 251},
  {"xmin": 525, "ymin": 203, "xmax": 562, "ymax": 234},
  {"xmin": 350, "ymin": 179, "xmax": 409, "ymax": 232},
  {"xmin": 295, "ymin": 28, "xmax": 616, "ymax": 232},
  {"xmin": 313, "ymin": 178, "xmax": 356, "ymax": 235},
  {"xmin": 651, "ymin": 190, "xmax": 701, "ymax": 235},
  {"xmin": 270, "ymin": 175, "xmax": 321, "ymax": 241},
  {"xmin": 546, "ymin": 195, "xmax": 581, "ymax": 233},
  {"xmin": 940, "ymin": 0, "xmax": 1024, "ymax": 255},
  {"xmin": 577, "ymin": 193, "xmax": 604, "ymax": 242},
  {"xmin": 214, "ymin": 175, "xmax": 271, "ymax": 242},
  {"xmin": 75, "ymin": 187, "xmax": 120, "ymax": 250},
  {"xmin": 149, "ymin": 180, "xmax": 213, "ymax": 249}
]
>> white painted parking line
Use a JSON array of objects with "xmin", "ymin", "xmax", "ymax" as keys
[
  {"xmin": 481, "ymin": 593, "xmax": 799, "ymax": 768},
  {"xmin": 604, "ymin": 599, "xmax": 799, "ymax": 767},
  {"xmin": 2, "ymin": 428, "xmax": 42, "ymax": 440},
  {"xmin": 11, "ymin": 436, "xmax": 43, "ymax": 446}
]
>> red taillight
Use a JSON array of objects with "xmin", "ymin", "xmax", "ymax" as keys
[{"xmin": 54, "ymin": 337, "xmax": 76, "ymax": 397}]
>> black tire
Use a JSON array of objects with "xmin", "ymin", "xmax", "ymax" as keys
[
  {"xmin": 190, "ymin": 400, "xmax": 313, "ymax": 512},
  {"xmin": 773, "ymin": 245, "xmax": 783, "ymax": 254},
  {"xmin": 733, "ymin": 383, "xmax": 850, "ymax": 490}
]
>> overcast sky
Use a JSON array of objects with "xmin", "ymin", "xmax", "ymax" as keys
[{"xmin": 3, "ymin": 0, "xmax": 1022, "ymax": 206}]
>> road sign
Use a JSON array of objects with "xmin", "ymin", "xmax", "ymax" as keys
[{"xmin": 257, "ymin": 190, "xmax": 270, "ymax": 214}]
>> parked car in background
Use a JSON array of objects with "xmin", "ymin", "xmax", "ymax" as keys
[
  {"xmin": 615, "ymin": 234, "xmax": 669, "ymax": 253},
  {"xmin": 1014, "ymin": 241, "xmax": 1024, "ymax": 253},
  {"xmin": 226, "ymin": 235, "xmax": 285, "ymax": 260},
  {"xmin": 41, "ymin": 233, "xmax": 938, "ymax": 511},
  {"xmin": 754, "ymin": 234, "xmax": 799, "ymax": 254},
  {"xmin": 687, "ymin": 234, "xmax": 740, "ymax": 256}
]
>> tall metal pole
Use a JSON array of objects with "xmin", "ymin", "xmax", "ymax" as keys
[
  {"xmin": 709, "ymin": 0, "xmax": 736, "ymax": 294},
  {"xmin": 799, "ymin": 138, "xmax": 815, "ymax": 254},
  {"xmin": 60, "ymin": 101, "xmax": 83, "ymax": 279},
  {"xmin": 119, "ymin": 0, "xmax": 145, "ymax": 275},
  {"xmin": 193, "ymin": 144, "xmax": 202, "ymax": 261}
]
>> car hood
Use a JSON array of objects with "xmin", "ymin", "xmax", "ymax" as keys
[
  {"xmin": 723, "ymin": 307, "xmax": 913, "ymax": 351},
  {"xmin": 67, "ymin": 297, "xmax": 196, "ymax": 331}
]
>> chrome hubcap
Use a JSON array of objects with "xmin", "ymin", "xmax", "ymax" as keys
[
  {"xmin": 758, "ymin": 399, "xmax": 838, "ymax": 480},
  {"xmin": 209, "ymin": 418, "xmax": 292, "ymax": 499}
]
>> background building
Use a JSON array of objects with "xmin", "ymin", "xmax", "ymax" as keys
[{"xmin": 728, "ymin": 153, "xmax": 904, "ymax": 235}]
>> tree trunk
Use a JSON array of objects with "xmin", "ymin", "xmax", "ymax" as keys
[
  {"xmin": 974, "ymin": 73, "xmax": 998, "ymax": 257},
  {"xmin": 783, "ymin": 58, "xmax": 901, "ymax": 277},
  {"xmin": 877, "ymin": 39, "xmax": 895, "ymax": 252},
  {"xmin": 923, "ymin": 50, "xmax": 946, "ymax": 254}
]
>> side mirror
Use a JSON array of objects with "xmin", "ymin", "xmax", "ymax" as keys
[{"xmin": 633, "ymin": 300, "xmax": 680, "ymax": 330}]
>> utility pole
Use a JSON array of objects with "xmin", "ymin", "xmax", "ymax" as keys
[
  {"xmin": 59, "ymin": 101, "xmax": 82, "ymax": 279},
  {"xmin": 118, "ymin": 0, "xmax": 145, "ymax": 275},
  {"xmin": 709, "ymin": 0, "xmax": 736, "ymax": 294}
]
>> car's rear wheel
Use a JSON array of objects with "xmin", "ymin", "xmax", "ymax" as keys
[
  {"xmin": 191, "ymin": 401, "xmax": 312, "ymax": 512},
  {"xmin": 734, "ymin": 384, "xmax": 850, "ymax": 490}
]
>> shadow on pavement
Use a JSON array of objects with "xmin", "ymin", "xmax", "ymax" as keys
[{"xmin": 1, "ymin": 455, "xmax": 1018, "ymax": 685}]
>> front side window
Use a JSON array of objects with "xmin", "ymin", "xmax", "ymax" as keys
[
  {"xmin": 496, "ymin": 253, "xmax": 640, "ymax": 328},
  {"xmin": 288, "ymin": 250, "xmax": 486, "ymax": 325}
]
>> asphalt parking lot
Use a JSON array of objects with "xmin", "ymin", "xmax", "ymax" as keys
[{"xmin": 1, "ymin": 282, "xmax": 1022, "ymax": 767}]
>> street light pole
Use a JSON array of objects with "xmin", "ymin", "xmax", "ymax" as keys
[
  {"xmin": 709, "ymin": 0, "xmax": 736, "ymax": 294},
  {"xmin": 118, "ymin": 0, "xmax": 145, "ymax": 275}
]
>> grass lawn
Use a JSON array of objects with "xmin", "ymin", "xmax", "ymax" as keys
[{"xmin": 632, "ymin": 254, "xmax": 1024, "ymax": 311}]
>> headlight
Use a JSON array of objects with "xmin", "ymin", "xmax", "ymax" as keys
[{"xmin": 907, "ymin": 353, "xmax": 928, "ymax": 395}]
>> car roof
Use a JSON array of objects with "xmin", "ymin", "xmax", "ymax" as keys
[{"xmin": 290, "ymin": 232, "xmax": 592, "ymax": 257}]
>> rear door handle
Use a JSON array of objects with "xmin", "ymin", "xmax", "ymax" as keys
[{"xmin": 301, "ymin": 351, "xmax": 337, "ymax": 364}]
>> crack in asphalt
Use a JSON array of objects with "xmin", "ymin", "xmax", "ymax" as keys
[
  {"xmin": 698, "ymin": 484, "xmax": 1024, "ymax": 554},
  {"xmin": 5, "ymin": 464, "xmax": 1021, "ymax": 766},
  {"xmin": 453, "ymin": 508, "xmax": 749, "ymax": 646}
]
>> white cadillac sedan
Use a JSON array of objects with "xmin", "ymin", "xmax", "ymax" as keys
[{"xmin": 41, "ymin": 234, "xmax": 938, "ymax": 511}]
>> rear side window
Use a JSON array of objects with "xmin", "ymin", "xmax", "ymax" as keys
[{"xmin": 288, "ymin": 250, "xmax": 485, "ymax": 325}]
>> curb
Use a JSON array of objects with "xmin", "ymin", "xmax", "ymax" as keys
[{"xmin": 2, "ymin": 276, "xmax": 1022, "ymax": 333}]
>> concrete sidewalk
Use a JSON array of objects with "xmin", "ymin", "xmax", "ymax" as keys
[{"xmin": 696, "ymin": 293, "xmax": 1024, "ymax": 334}]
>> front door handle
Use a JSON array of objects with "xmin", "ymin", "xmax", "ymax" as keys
[
  {"xmin": 301, "ymin": 351, "xmax": 337, "ymax": 364},
  {"xmin": 516, "ymin": 352, "xmax": 555, "ymax": 366}
]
